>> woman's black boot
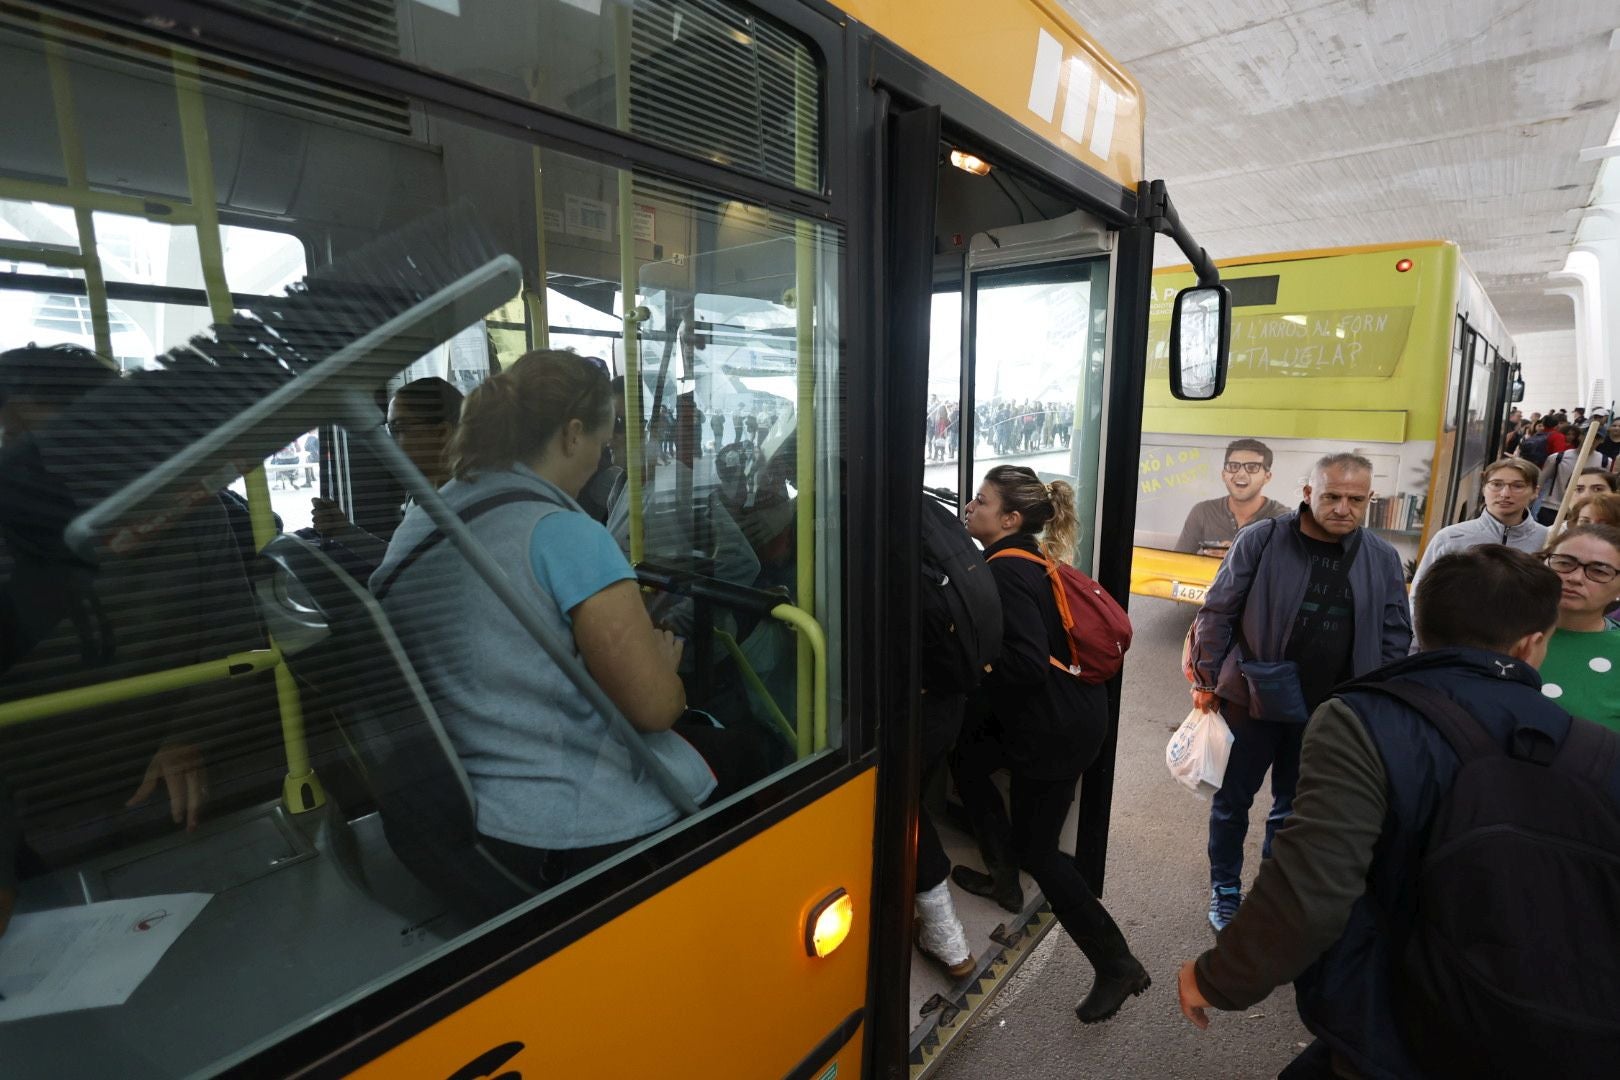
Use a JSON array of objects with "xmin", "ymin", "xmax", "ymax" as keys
[{"xmin": 1073, "ymin": 930, "xmax": 1151, "ymax": 1023}]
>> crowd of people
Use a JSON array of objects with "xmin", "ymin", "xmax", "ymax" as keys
[{"xmin": 925, "ymin": 396, "xmax": 1077, "ymax": 461}]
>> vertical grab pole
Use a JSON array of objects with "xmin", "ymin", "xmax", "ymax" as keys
[
  {"xmin": 615, "ymin": 4, "xmax": 646, "ymax": 565},
  {"xmin": 173, "ymin": 49, "xmax": 324, "ymax": 813},
  {"xmin": 526, "ymin": 148, "xmax": 551, "ymax": 351},
  {"xmin": 42, "ymin": 32, "xmax": 112, "ymax": 362},
  {"xmin": 793, "ymin": 58, "xmax": 819, "ymax": 755}
]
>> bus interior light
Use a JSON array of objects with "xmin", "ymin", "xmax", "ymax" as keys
[
  {"xmin": 949, "ymin": 149, "xmax": 992, "ymax": 176},
  {"xmin": 1396, "ymin": 258, "xmax": 1414, "ymax": 272},
  {"xmin": 806, "ymin": 888, "xmax": 854, "ymax": 958}
]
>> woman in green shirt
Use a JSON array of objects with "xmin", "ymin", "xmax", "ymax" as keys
[{"xmin": 1539, "ymin": 523, "xmax": 1620, "ymax": 733}]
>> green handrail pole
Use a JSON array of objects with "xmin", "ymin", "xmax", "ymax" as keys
[
  {"xmin": 713, "ymin": 629, "xmax": 795, "ymax": 744},
  {"xmin": 614, "ymin": 4, "xmax": 645, "ymax": 563},
  {"xmin": 527, "ymin": 147, "xmax": 551, "ymax": 350},
  {"xmin": 42, "ymin": 32, "xmax": 112, "ymax": 361},
  {"xmin": 173, "ymin": 49, "xmax": 324, "ymax": 813},
  {"xmin": 792, "ymin": 58, "xmax": 819, "ymax": 755},
  {"xmin": 0, "ymin": 177, "xmax": 191, "ymax": 221},
  {"xmin": 0, "ymin": 650, "xmax": 282, "ymax": 730},
  {"xmin": 771, "ymin": 604, "xmax": 827, "ymax": 753}
]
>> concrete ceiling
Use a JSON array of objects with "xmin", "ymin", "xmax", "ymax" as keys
[{"xmin": 1060, "ymin": 0, "xmax": 1620, "ymax": 335}]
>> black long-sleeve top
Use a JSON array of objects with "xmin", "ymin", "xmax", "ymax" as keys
[{"xmin": 970, "ymin": 532, "xmax": 1108, "ymax": 780}]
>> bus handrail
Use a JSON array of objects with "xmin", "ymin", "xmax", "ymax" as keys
[
  {"xmin": 711, "ymin": 629, "xmax": 796, "ymax": 746},
  {"xmin": 0, "ymin": 648, "xmax": 281, "ymax": 730},
  {"xmin": 770, "ymin": 602, "xmax": 828, "ymax": 757}
]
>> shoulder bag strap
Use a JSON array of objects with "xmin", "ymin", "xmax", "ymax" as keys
[
  {"xmin": 987, "ymin": 547, "xmax": 1079, "ymax": 674},
  {"xmin": 373, "ymin": 490, "xmax": 554, "ymax": 600},
  {"xmin": 1350, "ymin": 679, "xmax": 1500, "ymax": 763}
]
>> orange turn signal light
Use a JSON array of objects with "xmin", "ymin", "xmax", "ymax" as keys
[{"xmin": 806, "ymin": 888, "xmax": 854, "ymax": 958}]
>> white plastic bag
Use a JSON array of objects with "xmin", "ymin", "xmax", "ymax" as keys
[{"xmin": 1165, "ymin": 708, "xmax": 1234, "ymax": 796}]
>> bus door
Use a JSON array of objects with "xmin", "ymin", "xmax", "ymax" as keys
[{"xmin": 905, "ymin": 135, "xmax": 1117, "ymax": 1069}]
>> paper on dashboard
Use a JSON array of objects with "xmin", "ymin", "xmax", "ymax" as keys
[{"xmin": 0, "ymin": 893, "xmax": 211, "ymax": 1022}]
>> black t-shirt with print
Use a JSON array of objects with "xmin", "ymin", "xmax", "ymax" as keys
[{"xmin": 1285, "ymin": 534, "xmax": 1357, "ymax": 710}]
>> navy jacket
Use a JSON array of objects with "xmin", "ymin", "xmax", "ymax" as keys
[
  {"xmin": 1191, "ymin": 510, "xmax": 1412, "ymax": 710},
  {"xmin": 1296, "ymin": 647, "xmax": 1620, "ymax": 1078}
]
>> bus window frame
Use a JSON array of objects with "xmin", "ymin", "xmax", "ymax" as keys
[{"xmin": 9, "ymin": 1, "xmax": 867, "ymax": 1075}]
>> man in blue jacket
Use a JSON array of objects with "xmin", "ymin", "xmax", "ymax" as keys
[{"xmin": 1189, "ymin": 452, "xmax": 1411, "ymax": 933}]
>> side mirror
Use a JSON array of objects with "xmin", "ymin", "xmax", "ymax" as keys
[{"xmin": 1169, "ymin": 284, "xmax": 1231, "ymax": 401}]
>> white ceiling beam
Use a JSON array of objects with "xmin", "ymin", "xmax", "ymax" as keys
[{"xmin": 1579, "ymin": 145, "xmax": 1620, "ymax": 162}]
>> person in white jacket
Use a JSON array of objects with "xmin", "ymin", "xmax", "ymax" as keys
[{"xmin": 1412, "ymin": 458, "xmax": 1546, "ymax": 600}]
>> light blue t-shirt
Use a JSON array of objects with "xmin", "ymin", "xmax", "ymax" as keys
[{"xmin": 529, "ymin": 512, "xmax": 635, "ymax": 618}]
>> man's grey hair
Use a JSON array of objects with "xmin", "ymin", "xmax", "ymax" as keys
[{"xmin": 1312, "ymin": 452, "xmax": 1374, "ymax": 480}]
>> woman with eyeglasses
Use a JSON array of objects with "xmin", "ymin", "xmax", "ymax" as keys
[
  {"xmin": 1537, "ymin": 523, "xmax": 1620, "ymax": 734},
  {"xmin": 372, "ymin": 350, "xmax": 773, "ymax": 888},
  {"xmin": 1411, "ymin": 459, "xmax": 1546, "ymax": 597}
]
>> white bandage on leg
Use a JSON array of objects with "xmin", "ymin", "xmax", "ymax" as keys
[{"xmin": 915, "ymin": 879, "xmax": 971, "ymax": 966}]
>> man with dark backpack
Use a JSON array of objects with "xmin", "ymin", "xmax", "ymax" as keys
[
  {"xmin": 1177, "ymin": 545, "xmax": 1620, "ymax": 1078},
  {"xmin": 912, "ymin": 489, "xmax": 1001, "ymax": 979}
]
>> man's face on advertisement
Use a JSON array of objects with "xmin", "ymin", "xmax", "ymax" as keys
[{"xmin": 1222, "ymin": 450, "xmax": 1271, "ymax": 504}]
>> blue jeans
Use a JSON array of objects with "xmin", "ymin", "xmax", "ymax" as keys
[{"xmin": 1208, "ymin": 702, "xmax": 1306, "ymax": 890}]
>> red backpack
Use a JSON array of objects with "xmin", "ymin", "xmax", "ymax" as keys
[{"xmin": 988, "ymin": 548, "xmax": 1132, "ymax": 684}]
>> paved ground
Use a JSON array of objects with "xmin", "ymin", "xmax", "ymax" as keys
[{"xmin": 933, "ymin": 596, "xmax": 1312, "ymax": 1080}]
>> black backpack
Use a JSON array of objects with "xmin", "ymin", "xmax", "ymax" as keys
[
  {"xmin": 1361, "ymin": 680, "xmax": 1620, "ymax": 1077},
  {"xmin": 918, "ymin": 493, "xmax": 1001, "ymax": 695},
  {"xmin": 1518, "ymin": 431, "xmax": 1550, "ymax": 467}
]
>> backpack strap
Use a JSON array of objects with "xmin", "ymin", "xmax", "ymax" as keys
[
  {"xmin": 373, "ymin": 490, "xmax": 556, "ymax": 600},
  {"xmin": 988, "ymin": 547, "xmax": 1081, "ymax": 673},
  {"xmin": 1350, "ymin": 679, "xmax": 1501, "ymax": 764}
]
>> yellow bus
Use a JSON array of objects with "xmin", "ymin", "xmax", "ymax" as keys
[
  {"xmin": 0, "ymin": 2, "xmax": 1227, "ymax": 1076},
  {"xmin": 1130, "ymin": 241, "xmax": 1518, "ymax": 605}
]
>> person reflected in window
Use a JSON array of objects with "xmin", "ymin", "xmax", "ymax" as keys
[
  {"xmin": 311, "ymin": 376, "xmax": 462, "ymax": 573},
  {"xmin": 0, "ymin": 344, "xmax": 261, "ymax": 924},
  {"xmin": 371, "ymin": 351, "xmax": 773, "ymax": 888},
  {"xmin": 598, "ymin": 380, "xmax": 760, "ymax": 637},
  {"xmin": 1174, "ymin": 439, "xmax": 1290, "ymax": 558}
]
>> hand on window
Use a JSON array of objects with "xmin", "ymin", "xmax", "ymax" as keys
[{"xmin": 127, "ymin": 743, "xmax": 209, "ymax": 832}]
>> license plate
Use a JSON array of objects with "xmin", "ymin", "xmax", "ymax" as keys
[{"xmin": 1171, "ymin": 582, "xmax": 1207, "ymax": 603}]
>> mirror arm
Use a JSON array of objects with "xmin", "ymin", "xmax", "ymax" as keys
[{"xmin": 1140, "ymin": 179, "xmax": 1219, "ymax": 288}]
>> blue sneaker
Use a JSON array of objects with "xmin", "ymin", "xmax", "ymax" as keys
[{"xmin": 1208, "ymin": 885, "xmax": 1242, "ymax": 933}]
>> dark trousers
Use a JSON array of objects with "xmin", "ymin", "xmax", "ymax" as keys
[
  {"xmin": 951, "ymin": 725, "xmax": 1130, "ymax": 963},
  {"xmin": 1208, "ymin": 702, "xmax": 1305, "ymax": 890},
  {"xmin": 1277, "ymin": 1040, "xmax": 1337, "ymax": 1079},
  {"xmin": 916, "ymin": 693, "xmax": 964, "ymax": 893}
]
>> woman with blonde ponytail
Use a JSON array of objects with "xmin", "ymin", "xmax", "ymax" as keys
[
  {"xmin": 372, "ymin": 350, "xmax": 772, "ymax": 888},
  {"xmin": 952, "ymin": 464, "xmax": 1149, "ymax": 1023}
]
